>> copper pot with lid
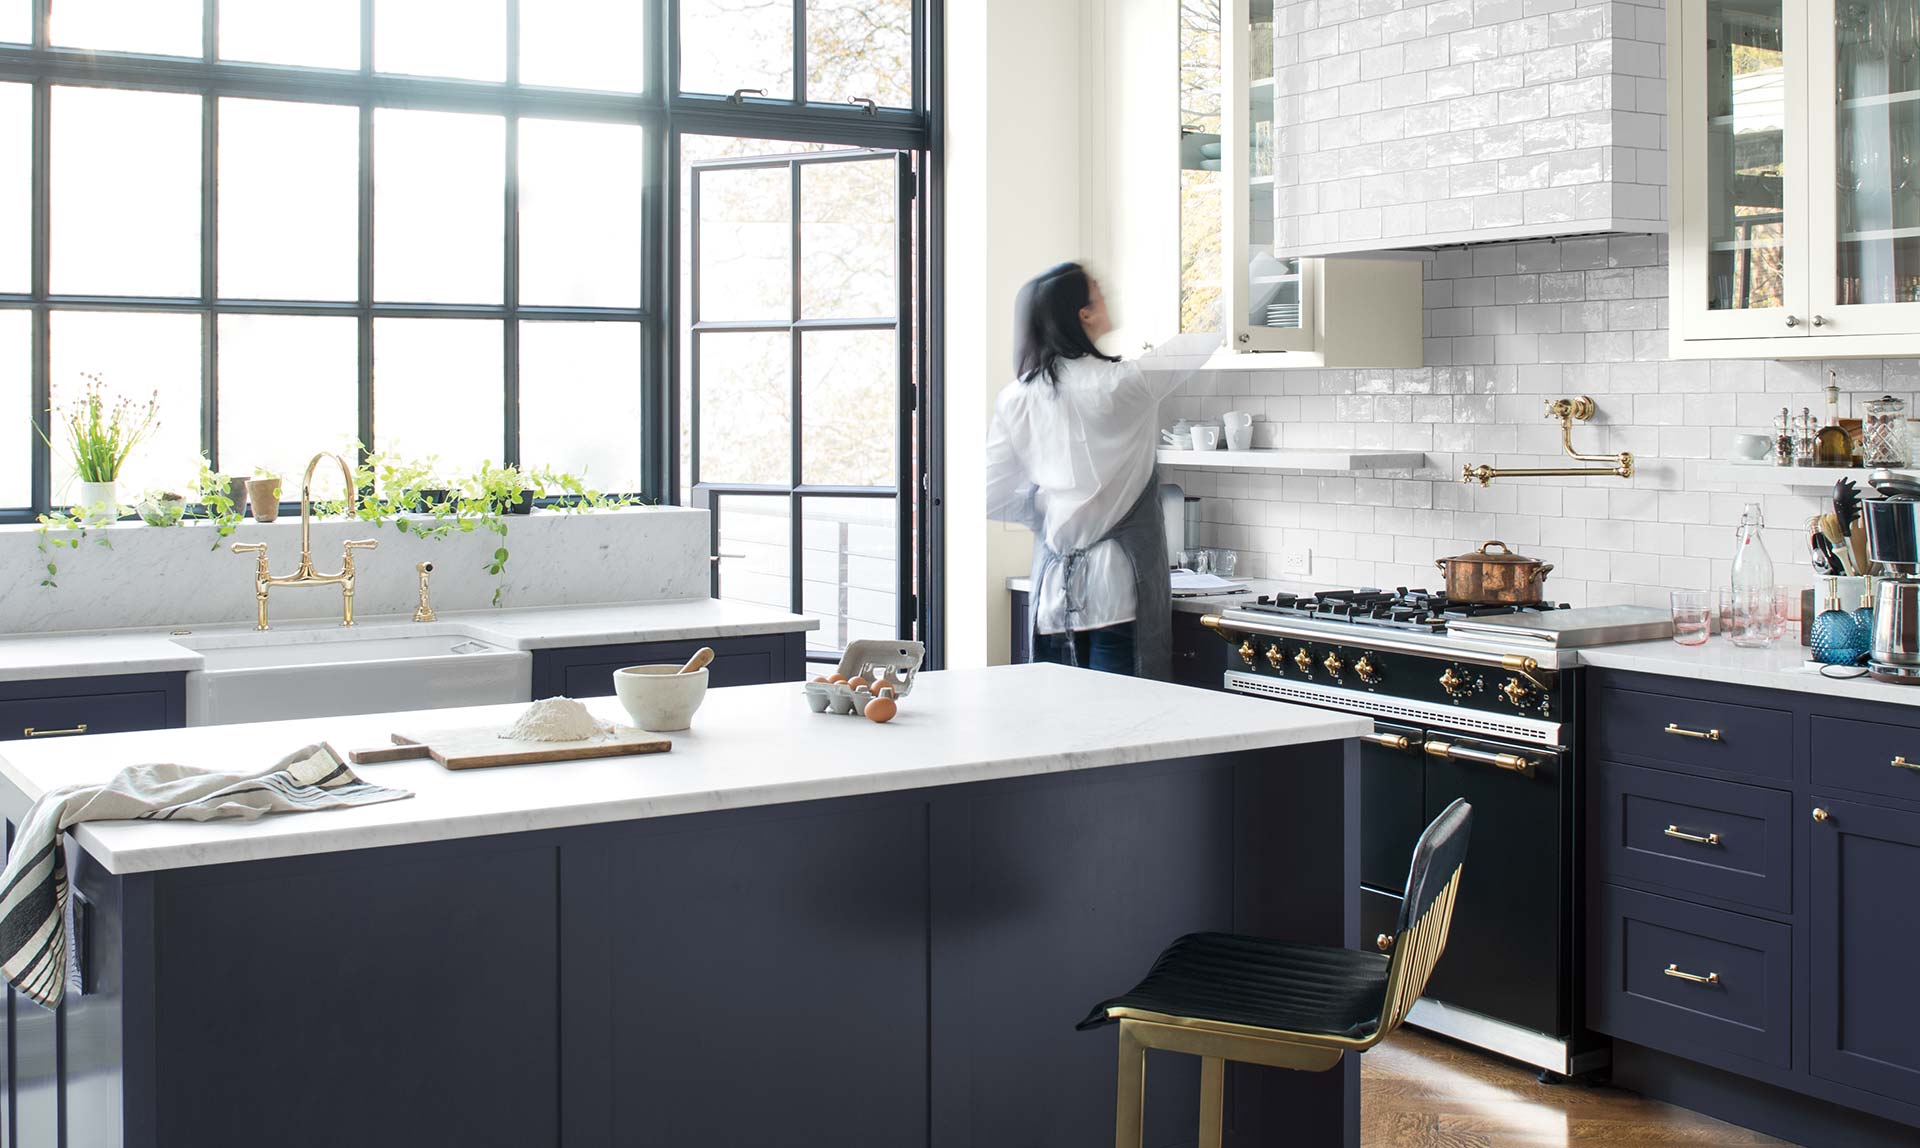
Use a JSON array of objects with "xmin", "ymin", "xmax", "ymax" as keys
[{"xmin": 1434, "ymin": 540, "xmax": 1554, "ymax": 605}]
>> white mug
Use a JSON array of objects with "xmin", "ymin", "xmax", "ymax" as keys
[
  {"xmin": 1223, "ymin": 411, "xmax": 1255, "ymax": 451},
  {"xmin": 1189, "ymin": 424, "xmax": 1221, "ymax": 451}
]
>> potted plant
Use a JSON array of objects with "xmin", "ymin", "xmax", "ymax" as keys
[
  {"xmin": 41, "ymin": 373, "xmax": 158, "ymax": 525},
  {"xmin": 478, "ymin": 464, "xmax": 537, "ymax": 515},
  {"xmin": 247, "ymin": 468, "xmax": 283, "ymax": 523},
  {"xmin": 136, "ymin": 490, "xmax": 187, "ymax": 527}
]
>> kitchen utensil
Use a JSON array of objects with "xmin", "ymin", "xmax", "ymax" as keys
[
  {"xmin": 615, "ymin": 664, "xmax": 709, "ymax": 732},
  {"xmin": 1871, "ymin": 574, "xmax": 1920, "ymax": 674},
  {"xmin": 679, "ymin": 647, "xmax": 715, "ymax": 674},
  {"xmin": 1729, "ymin": 432, "xmax": 1773, "ymax": 460},
  {"xmin": 1670, "ymin": 590, "xmax": 1712, "ymax": 646},
  {"xmin": 348, "ymin": 725, "xmax": 671, "ymax": 770},
  {"xmin": 1818, "ymin": 512, "xmax": 1856, "ymax": 575},
  {"xmin": 1434, "ymin": 540, "xmax": 1553, "ymax": 605},
  {"xmin": 1810, "ymin": 527, "xmax": 1842, "ymax": 575}
]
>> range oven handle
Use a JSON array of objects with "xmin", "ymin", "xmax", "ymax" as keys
[
  {"xmin": 1361, "ymin": 731, "xmax": 1422, "ymax": 753},
  {"xmin": 1423, "ymin": 738, "xmax": 1537, "ymax": 778}
]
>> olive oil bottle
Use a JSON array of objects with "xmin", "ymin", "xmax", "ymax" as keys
[{"xmin": 1815, "ymin": 370, "xmax": 1852, "ymax": 467}]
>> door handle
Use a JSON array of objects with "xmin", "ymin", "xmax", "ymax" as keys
[
  {"xmin": 1423, "ymin": 739, "xmax": 1536, "ymax": 778},
  {"xmin": 23, "ymin": 724, "xmax": 88, "ymax": 738},
  {"xmin": 1664, "ymin": 723, "xmax": 1721, "ymax": 742},
  {"xmin": 1664, "ymin": 964, "xmax": 1720, "ymax": 986},
  {"xmin": 1664, "ymin": 825, "xmax": 1722, "ymax": 847}
]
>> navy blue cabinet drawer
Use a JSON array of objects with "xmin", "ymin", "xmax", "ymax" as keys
[
  {"xmin": 0, "ymin": 676, "xmax": 183, "ymax": 742},
  {"xmin": 1807, "ymin": 715, "xmax": 1920, "ymax": 805},
  {"xmin": 1594, "ymin": 762, "xmax": 1793, "ymax": 914},
  {"xmin": 1590, "ymin": 885, "xmax": 1792, "ymax": 1072},
  {"xmin": 1592, "ymin": 685, "xmax": 1793, "ymax": 781}
]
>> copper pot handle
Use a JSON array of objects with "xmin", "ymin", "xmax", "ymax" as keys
[
  {"xmin": 1435, "ymin": 558, "xmax": 1449, "ymax": 572},
  {"xmin": 1530, "ymin": 563, "xmax": 1555, "ymax": 583},
  {"xmin": 1478, "ymin": 540, "xmax": 1512, "ymax": 556}
]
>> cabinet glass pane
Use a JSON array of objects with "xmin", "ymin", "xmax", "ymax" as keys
[
  {"xmin": 801, "ymin": 329, "xmax": 894, "ymax": 488},
  {"xmin": 518, "ymin": 321, "xmax": 642, "ymax": 491},
  {"xmin": 1243, "ymin": 15, "xmax": 1299, "ymax": 333},
  {"xmin": 679, "ymin": 0, "xmax": 793, "ymax": 98},
  {"xmin": 49, "ymin": 0, "xmax": 200, "ymax": 57},
  {"xmin": 221, "ymin": 0, "xmax": 360, "ymax": 70},
  {"xmin": 695, "ymin": 331, "xmax": 789, "ymax": 485},
  {"xmin": 801, "ymin": 496, "xmax": 895, "ymax": 655},
  {"xmin": 521, "ymin": 0, "xmax": 645, "ymax": 92},
  {"xmin": 51, "ymin": 86, "xmax": 201, "ymax": 298},
  {"xmin": 715, "ymin": 495, "xmax": 791, "ymax": 614},
  {"xmin": 374, "ymin": 109, "xmax": 504, "ymax": 304},
  {"xmin": 696, "ymin": 165, "xmax": 791, "ymax": 321},
  {"xmin": 219, "ymin": 98, "xmax": 359, "ymax": 302},
  {"xmin": 1705, "ymin": 1, "xmax": 1787, "ymax": 312},
  {"xmin": 372, "ymin": 318, "xmax": 503, "ymax": 472},
  {"xmin": 217, "ymin": 315, "xmax": 359, "ymax": 482},
  {"xmin": 48, "ymin": 310, "xmax": 202, "ymax": 500},
  {"xmin": 800, "ymin": 158, "xmax": 896, "ymax": 320},
  {"xmin": 375, "ymin": 0, "xmax": 506, "ymax": 81},
  {"xmin": 0, "ymin": 83, "xmax": 26, "ymax": 294},
  {"xmin": 0, "ymin": 309, "xmax": 27, "ymax": 508},
  {"xmin": 1835, "ymin": 1, "xmax": 1920, "ymax": 305},
  {"xmin": 1180, "ymin": 0, "xmax": 1223, "ymax": 334},
  {"xmin": 805, "ymin": 0, "xmax": 911, "ymax": 108},
  {"xmin": 518, "ymin": 119, "xmax": 644, "ymax": 308}
]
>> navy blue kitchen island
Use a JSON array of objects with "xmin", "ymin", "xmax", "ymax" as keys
[{"xmin": 0, "ymin": 665, "xmax": 1369, "ymax": 1148}]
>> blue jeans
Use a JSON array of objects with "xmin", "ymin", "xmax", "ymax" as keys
[{"xmin": 1033, "ymin": 622, "xmax": 1138, "ymax": 676}]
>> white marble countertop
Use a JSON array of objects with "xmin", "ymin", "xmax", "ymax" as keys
[
  {"xmin": 0, "ymin": 664, "xmax": 1369, "ymax": 874},
  {"xmin": 1575, "ymin": 639, "xmax": 1920, "ymax": 706},
  {"xmin": 0, "ymin": 597, "xmax": 818, "ymax": 683}
]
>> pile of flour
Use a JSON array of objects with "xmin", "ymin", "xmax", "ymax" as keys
[{"xmin": 499, "ymin": 697, "xmax": 613, "ymax": 742}]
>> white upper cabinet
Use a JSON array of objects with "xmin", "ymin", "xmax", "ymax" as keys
[{"xmin": 1672, "ymin": 0, "xmax": 1920, "ymax": 357}]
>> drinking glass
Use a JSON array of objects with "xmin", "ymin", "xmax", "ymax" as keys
[
  {"xmin": 1720, "ymin": 587, "xmax": 1779, "ymax": 648},
  {"xmin": 1671, "ymin": 591, "xmax": 1713, "ymax": 646},
  {"xmin": 1203, "ymin": 548, "xmax": 1238, "ymax": 578}
]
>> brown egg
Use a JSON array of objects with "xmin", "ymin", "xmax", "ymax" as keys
[
  {"xmin": 812, "ymin": 676, "xmax": 830, "ymax": 684},
  {"xmin": 847, "ymin": 676, "xmax": 868, "ymax": 690},
  {"xmin": 864, "ymin": 694, "xmax": 898, "ymax": 723},
  {"xmin": 828, "ymin": 674, "xmax": 848, "ymax": 684}
]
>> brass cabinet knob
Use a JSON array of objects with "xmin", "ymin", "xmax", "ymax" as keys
[
  {"xmin": 1376, "ymin": 933, "xmax": 1395, "ymax": 953},
  {"xmin": 1354, "ymin": 655, "xmax": 1380, "ymax": 685},
  {"xmin": 1265, "ymin": 643, "xmax": 1285, "ymax": 669},
  {"xmin": 1294, "ymin": 647, "xmax": 1315, "ymax": 675},
  {"xmin": 1500, "ymin": 677, "xmax": 1531, "ymax": 707},
  {"xmin": 1322, "ymin": 651, "xmax": 1345, "ymax": 678},
  {"xmin": 1238, "ymin": 639, "xmax": 1257, "ymax": 667},
  {"xmin": 1439, "ymin": 666, "xmax": 1471, "ymax": 698},
  {"xmin": 1813, "ymin": 807, "xmax": 1830, "ymax": 822}
]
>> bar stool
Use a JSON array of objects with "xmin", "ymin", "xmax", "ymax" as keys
[{"xmin": 1077, "ymin": 798, "xmax": 1472, "ymax": 1148}]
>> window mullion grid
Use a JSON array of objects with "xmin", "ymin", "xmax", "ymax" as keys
[
  {"xmin": 28, "ymin": 72, "xmax": 48, "ymax": 517},
  {"xmin": 792, "ymin": 0, "xmax": 807, "ymax": 106},
  {"xmin": 504, "ymin": 113, "xmax": 521, "ymax": 469},
  {"xmin": 201, "ymin": 92, "xmax": 218, "ymax": 471},
  {"xmin": 356, "ymin": 102, "xmax": 375, "ymax": 463},
  {"xmin": 787, "ymin": 157, "xmax": 804, "ymax": 620},
  {"xmin": 686, "ymin": 163, "xmax": 703, "ymax": 492}
]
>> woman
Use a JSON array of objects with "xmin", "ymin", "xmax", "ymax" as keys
[{"xmin": 985, "ymin": 263, "xmax": 1198, "ymax": 680}]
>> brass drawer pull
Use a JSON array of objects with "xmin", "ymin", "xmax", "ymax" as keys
[
  {"xmin": 23, "ymin": 724, "xmax": 88, "ymax": 739},
  {"xmin": 1361, "ymin": 732, "xmax": 1415, "ymax": 752},
  {"xmin": 1894, "ymin": 756, "xmax": 1920, "ymax": 773},
  {"xmin": 1664, "ymin": 964, "xmax": 1720, "ymax": 986},
  {"xmin": 1664, "ymin": 825, "xmax": 1722, "ymax": 847},
  {"xmin": 1665, "ymin": 723, "xmax": 1722, "ymax": 742}
]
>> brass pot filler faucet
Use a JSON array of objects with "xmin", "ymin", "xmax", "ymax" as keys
[
  {"xmin": 1461, "ymin": 396, "xmax": 1634, "ymax": 486},
  {"xmin": 229, "ymin": 452, "xmax": 379, "ymax": 631}
]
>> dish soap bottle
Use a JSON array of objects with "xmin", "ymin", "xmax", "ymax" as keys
[
  {"xmin": 1812, "ymin": 577, "xmax": 1868, "ymax": 666},
  {"xmin": 1815, "ymin": 370, "xmax": 1853, "ymax": 467}
]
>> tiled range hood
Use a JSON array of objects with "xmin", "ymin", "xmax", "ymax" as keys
[{"xmin": 1270, "ymin": 0, "xmax": 1668, "ymax": 254}]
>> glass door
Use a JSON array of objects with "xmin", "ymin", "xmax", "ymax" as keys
[
  {"xmin": 1811, "ymin": 0, "xmax": 1920, "ymax": 333},
  {"xmin": 1221, "ymin": 0, "xmax": 1314, "ymax": 354},
  {"xmin": 1680, "ymin": 0, "xmax": 1812, "ymax": 340}
]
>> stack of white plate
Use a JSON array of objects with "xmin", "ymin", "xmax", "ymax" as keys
[{"xmin": 1265, "ymin": 304, "xmax": 1301, "ymax": 327}]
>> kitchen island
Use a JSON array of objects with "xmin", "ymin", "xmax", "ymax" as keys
[{"xmin": 0, "ymin": 663, "xmax": 1369, "ymax": 1148}]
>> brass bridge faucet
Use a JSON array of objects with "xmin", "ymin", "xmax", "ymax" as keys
[{"xmin": 231, "ymin": 452, "xmax": 379, "ymax": 631}]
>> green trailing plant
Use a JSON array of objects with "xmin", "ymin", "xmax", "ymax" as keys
[
  {"xmin": 34, "ymin": 512, "xmax": 110, "ymax": 588},
  {"xmin": 39, "ymin": 373, "xmax": 159, "ymax": 485},
  {"xmin": 194, "ymin": 457, "xmax": 245, "ymax": 549}
]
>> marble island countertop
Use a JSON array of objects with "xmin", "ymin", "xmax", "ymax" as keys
[
  {"xmin": 0, "ymin": 596, "xmax": 818, "ymax": 683},
  {"xmin": 0, "ymin": 663, "xmax": 1370, "ymax": 874}
]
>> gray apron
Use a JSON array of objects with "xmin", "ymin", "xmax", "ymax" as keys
[{"xmin": 1028, "ymin": 476, "xmax": 1172, "ymax": 681}]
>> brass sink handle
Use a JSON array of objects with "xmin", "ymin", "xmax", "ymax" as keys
[
  {"xmin": 1664, "ymin": 723, "xmax": 1722, "ymax": 742},
  {"xmin": 1664, "ymin": 964, "xmax": 1720, "ymax": 987},
  {"xmin": 1663, "ymin": 825, "xmax": 1722, "ymax": 847}
]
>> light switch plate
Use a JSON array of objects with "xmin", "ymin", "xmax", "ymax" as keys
[{"xmin": 1283, "ymin": 549, "xmax": 1312, "ymax": 576}]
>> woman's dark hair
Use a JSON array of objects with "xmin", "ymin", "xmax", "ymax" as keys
[{"xmin": 1013, "ymin": 262, "xmax": 1120, "ymax": 386}]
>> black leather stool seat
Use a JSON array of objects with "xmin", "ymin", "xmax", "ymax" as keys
[{"xmin": 1078, "ymin": 931, "xmax": 1391, "ymax": 1040}]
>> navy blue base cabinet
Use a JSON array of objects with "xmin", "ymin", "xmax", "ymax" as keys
[
  {"xmin": 22, "ymin": 744, "xmax": 1360, "ymax": 1148},
  {"xmin": 1007, "ymin": 589, "xmax": 1231, "ymax": 691},
  {"xmin": 0, "ymin": 674, "xmax": 185, "ymax": 743},
  {"xmin": 531, "ymin": 632, "xmax": 806, "ymax": 699},
  {"xmin": 1586, "ymin": 669, "xmax": 1920, "ymax": 1146}
]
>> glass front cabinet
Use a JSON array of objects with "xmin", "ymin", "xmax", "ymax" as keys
[{"xmin": 1673, "ymin": 0, "xmax": 1920, "ymax": 356}]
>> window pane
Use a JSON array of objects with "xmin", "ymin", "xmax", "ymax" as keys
[
  {"xmin": 521, "ymin": 0, "xmax": 645, "ymax": 92},
  {"xmin": 51, "ymin": 86, "xmax": 201, "ymax": 298},
  {"xmin": 48, "ymin": 310, "xmax": 202, "ymax": 500},
  {"xmin": 221, "ymin": 0, "xmax": 359, "ymax": 70},
  {"xmin": 0, "ymin": 83, "xmax": 26, "ymax": 294},
  {"xmin": 806, "ymin": 0, "xmax": 912, "ymax": 108},
  {"xmin": 50, "ymin": 0, "xmax": 200, "ymax": 57},
  {"xmin": 716, "ymin": 495, "xmax": 791, "ymax": 613},
  {"xmin": 375, "ymin": 0, "xmax": 506, "ymax": 81},
  {"xmin": 0, "ymin": 309, "xmax": 27, "ymax": 507},
  {"xmin": 373, "ymin": 318, "xmax": 502, "ymax": 473},
  {"xmin": 217, "ymin": 316, "xmax": 359, "ymax": 483},
  {"xmin": 219, "ymin": 98, "xmax": 359, "ymax": 301},
  {"xmin": 697, "ymin": 165, "xmax": 790, "ymax": 320},
  {"xmin": 519, "ymin": 321, "xmax": 641, "ymax": 491},
  {"xmin": 519, "ymin": 119, "xmax": 643, "ymax": 308},
  {"xmin": 801, "ymin": 158, "xmax": 897, "ymax": 319},
  {"xmin": 801, "ymin": 496, "xmax": 896, "ymax": 655},
  {"xmin": 801, "ymin": 329, "xmax": 895, "ymax": 487},
  {"xmin": 1, "ymin": 2, "xmax": 25, "ymax": 44},
  {"xmin": 679, "ymin": 0, "xmax": 793, "ymax": 98},
  {"xmin": 374, "ymin": 109, "xmax": 503, "ymax": 304},
  {"xmin": 696, "ymin": 331, "xmax": 788, "ymax": 485}
]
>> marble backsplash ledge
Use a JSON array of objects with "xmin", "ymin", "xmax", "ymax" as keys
[{"xmin": 0, "ymin": 506, "xmax": 712, "ymax": 636}]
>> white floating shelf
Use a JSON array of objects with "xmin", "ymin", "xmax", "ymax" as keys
[
  {"xmin": 1692, "ymin": 461, "xmax": 1917, "ymax": 489},
  {"xmin": 1157, "ymin": 448, "xmax": 1427, "ymax": 473}
]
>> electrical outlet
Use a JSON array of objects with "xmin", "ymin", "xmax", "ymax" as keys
[{"xmin": 1283, "ymin": 549, "xmax": 1312, "ymax": 576}]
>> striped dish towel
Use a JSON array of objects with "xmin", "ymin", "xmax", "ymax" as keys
[{"xmin": 0, "ymin": 743, "xmax": 410, "ymax": 1010}]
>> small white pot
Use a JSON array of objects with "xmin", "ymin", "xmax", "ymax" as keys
[
  {"xmin": 74, "ymin": 480, "xmax": 118, "ymax": 523},
  {"xmin": 613, "ymin": 665, "xmax": 709, "ymax": 732}
]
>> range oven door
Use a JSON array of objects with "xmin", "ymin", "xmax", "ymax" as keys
[
  {"xmin": 1360, "ymin": 722, "xmax": 1426, "ymax": 895},
  {"xmin": 1419, "ymin": 733, "xmax": 1566, "ymax": 1040}
]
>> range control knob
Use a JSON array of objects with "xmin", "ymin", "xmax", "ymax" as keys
[
  {"xmin": 1500, "ymin": 676, "xmax": 1533, "ymax": 708},
  {"xmin": 1439, "ymin": 666, "xmax": 1474, "ymax": 698},
  {"xmin": 1238, "ymin": 639, "xmax": 1257, "ymax": 668},
  {"xmin": 1294, "ymin": 647, "xmax": 1315, "ymax": 676},
  {"xmin": 1322, "ymin": 651, "xmax": 1345, "ymax": 678},
  {"xmin": 1354, "ymin": 655, "xmax": 1380, "ymax": 685},
  {"xmin": 1265, "ymin": 643, "xmax": 1285, "ymax": 670}
]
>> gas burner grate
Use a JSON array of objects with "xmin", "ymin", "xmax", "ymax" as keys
[{"xmin": 1233, "ymin": 588, "xmax": 1570, "ymax": 632}]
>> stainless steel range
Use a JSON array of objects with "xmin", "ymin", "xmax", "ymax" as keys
[{"xmin": 1205, "ymin": 589, "xmax": 1668, "ymax": 1078}]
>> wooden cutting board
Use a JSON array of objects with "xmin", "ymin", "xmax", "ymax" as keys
[{"xmin": 348, "ymin": 726, "xmax": 672, "ymax": 770}]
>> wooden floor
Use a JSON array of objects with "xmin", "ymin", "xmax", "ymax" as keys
[{"xmin": 1362, "ymin": 1030, "xmax": 1796, "ymax": 1147}]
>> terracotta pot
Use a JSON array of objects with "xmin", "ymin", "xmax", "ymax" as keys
[
  {"xmin": 1434, "ymin": 540, "xmax": 1553, "ymax": 605},
  {"xmin": 247, "ymin": 477, "xmax": 283, "ymax": 523}
]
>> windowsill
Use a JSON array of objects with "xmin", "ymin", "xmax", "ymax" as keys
[{"xmin": 0, "ymin": 503, "xmax": 697, "ymax": 538}]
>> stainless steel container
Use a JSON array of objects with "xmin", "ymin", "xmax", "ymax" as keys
[
  {"xmin": 1864, "ymin": 496, "xmax": 1920, "ymax": 570},
  {"xmin": 1871, "ymin": 576, "xmax": 1920, "ymax": 671}
]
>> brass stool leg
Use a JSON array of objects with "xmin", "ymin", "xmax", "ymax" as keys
[
  {"xmin": 1197, "ymin": 1056, "xmax": 1225, "ymax": 1148},
  {"xmin": 1115, "ymin": 1021, "xmax": 1147, "ymax": 1148}
]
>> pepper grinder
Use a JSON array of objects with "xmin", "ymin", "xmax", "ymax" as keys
[
  {"xmin": 1796, "ymin": 407, "xmax": 1817, "ymax": 466},
  {"xmin": 1774, "ymin": 407, "xmax": 1796, "ymax": 466}
]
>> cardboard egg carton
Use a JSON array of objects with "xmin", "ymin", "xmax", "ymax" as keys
[{"xmin": 802, "ymin": 639, "xmax": 926, "ymax": 715}]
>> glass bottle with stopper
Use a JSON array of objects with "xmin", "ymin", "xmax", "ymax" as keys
[
  {"xmin": 1815, "ymin": 371, "xmax": 1852, "ymax": 467},
  {"xmin": 1728, "ymin": 502, "xmax": 1777, "ymax": 648}
]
